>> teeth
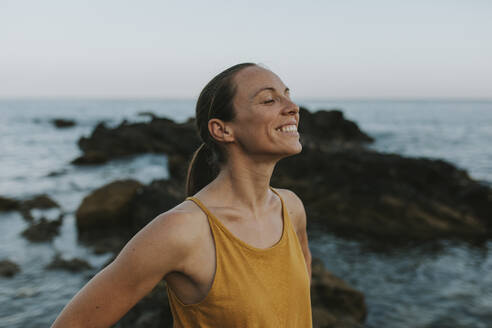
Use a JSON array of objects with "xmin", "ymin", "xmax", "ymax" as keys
[{"xmin": 276, "ymin": 124, "xmax": 297, "ymax": 132}]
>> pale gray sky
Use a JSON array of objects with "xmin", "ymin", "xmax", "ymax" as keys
[{"xmin": 1, "ymin": 0, "xmax": 491, "ymax": 99}]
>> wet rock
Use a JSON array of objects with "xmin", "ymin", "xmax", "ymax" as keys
[
  {"xmin": 21, "ymin": 217, "xmax": 62, "ymax": 242},
  {"xmin": 0, "ymin": 259, "xmax": 21, "ymax": 277},
  {"xmin": 76, "ymin": 178, "xmax": 182, "ymax": 250},
  {"xmin": 128, "ymin": 179, "xmax": 183, "ymax": 233},
  {"xmin": 46, "ymin": 168, "xmax": 68, "ymax": 177},
  {"xmin": 22, "ymin": 194, "xmax": 60, "ymax": 209},
  {"xmin": 298, "ymin": 107, "xmax": 374, "ymax": 150},
  {"xmin": 167, "ymin": 154, "xmax": 190, "ymax": 183},
  {"xmin": 18, "ymin": 194, "xmax": 60, "ymax": 222},
  {"xmin": 46, "ymin": 254, "xmax": 93, "ymax": 272},
  {"xmin": 137, "ymin": 111, "xmax": 158, "ymax": 120},
  {"xmin": 71, "ymin": 150, "xmax": 110, "ymax": 165},
  {"xmin": 311, "ymin": 258, "xmax": 367, "ymax": 327},
  {"xmin": 73, "ymin": 118, "xmax": 200, "ymax": 165},
  {"xmin": 73, "ymin": 109, "xmax": 370, "ymax": 166},
  {"xmin": 0, "ymin": 196, "xmax": 20, "ymax": 211},
  {"xmin": 52, "ymin": 118, "xmax": 76, "ymax": 128},
  {"xmin": 76, "ymin": 179, "xmax": 144, "ymax": 239},
  {"xmin": 272, "ymin": 146, "xmax": 492, "ymax": 241}
]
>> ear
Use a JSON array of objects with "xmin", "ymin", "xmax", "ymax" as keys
[{"xmin": 208, "ymin": 118, "xmax": 234, "ymax": 143}]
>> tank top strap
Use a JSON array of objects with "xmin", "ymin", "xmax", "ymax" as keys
[
  {"xmin": 269, "ymin": 186, "xmax": 290, "ymax": 225},
  {"xmin": 186, "ymin": 185, "xmax": 288, "ymax": 227},
  {"xmin": 185, "ymin": 196, "xmax": 215, "ymax": 220}
]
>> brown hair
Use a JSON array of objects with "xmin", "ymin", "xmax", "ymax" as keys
[{"xmin": 185, "ymin": 62, "xmax": 257, "ymax": 197}]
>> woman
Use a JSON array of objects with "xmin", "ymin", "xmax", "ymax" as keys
[{"xmin": 52, "ymin": 63, "xmax": 313, "ymax": 327}]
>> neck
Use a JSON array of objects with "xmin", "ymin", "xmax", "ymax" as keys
[{"xmin": 205, "ymin": 153, "xmax": 278, "ymax": 220}]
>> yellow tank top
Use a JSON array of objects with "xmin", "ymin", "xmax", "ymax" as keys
[{"xmin": 166, "ymin": 186, "xmax": 312, "ymax": 327}]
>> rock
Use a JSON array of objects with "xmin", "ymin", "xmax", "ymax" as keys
[
  {"xmin": 21, "ymin": 217, "xmax": 62, "ymax": 242},
  {"xmin": 73, "ymin": 118, "xmax": 200, "ymax": 165},
  {"xmin": 76, "ymin": 179, "xmax": 144, "ymax": 239},
  {"xmin": 0, "ymin": 196, "xmax": 20, "ymax": 211},
  {"xmin": 22, "ymin": 194, "xmax": 60, "ymax": 209},
  {"xmin": 0, "ymin": 259, "xmax": 21, "ymax": 277},
  {"xmin": 167, "ymin": 154, "xmax": 190, "ymax": 182},
  {"xmin": 71, "ymin": 150, "xmax": 109, "ymax": 165},
  {"xmin": 52, "ymin": 118, "xmax": 76, "ymax": 128},
  {"xmin": 46, "ymin": 254, "xmax": 92, "ymax": 272},
  {"xmin": 137, "ymin": 111, "xmax": 158, "ymax": 120},
  {"xmin": 76, "ymin": 178, "xmax": 182, "ymax": 250},
  {"xmin": 1, "ymin": 194, "xmax": 60, "ymax": 221},
  {"xmin": 298, "ymin": 107, "xmax": 374, "ymax": 151},
  {"xmin": 311, "ymin": 258, "xmax": 367, "ymax": 327},
  {"xmin": 73, "ymin": 109, "xmax": 370, "ymax": 166},
  {"xmin": 46, "ymin": 169, "xmax": 68, "ymax": 177},
  {"xmin": 20, "ymin": 194, "xmax": 60, "ymax": 222},
  {"xmin": 127, "ymin": 179, "xmax": 183, "ymax": 233},
  {"xmin": 272, "ymin": 146, "xmax": 492, "ymax": 241}
]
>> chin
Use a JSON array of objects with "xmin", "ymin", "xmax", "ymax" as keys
[{"xmin": 278, "ymin": 143, "xmax": 302, "ymax": 159}]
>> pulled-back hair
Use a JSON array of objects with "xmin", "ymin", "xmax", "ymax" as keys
[{"xmin": 185, "ymin": 63, "xmax": 257, "ymax": 197}]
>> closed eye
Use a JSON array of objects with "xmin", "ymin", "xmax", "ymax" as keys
[{"xmin": 263, "ymin": 99, "xmax": 275, "ymax": 104}]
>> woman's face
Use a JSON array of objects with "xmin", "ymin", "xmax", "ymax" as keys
[{"xmin": 228, "ymin": 66, "xmax": 302, "ymax": 160}]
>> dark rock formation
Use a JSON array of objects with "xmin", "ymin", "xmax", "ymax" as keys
[
  {"xmin": 127, "ymin": 179, "xmax": 184, "ymax": 233},
  {"xmin": 0, "ymin": 259, "xmax": 21, "ymax": 277},
  {"xmin": 72, "ymin": 150, "xmax": 109, "ymax": 165},
  {"xmin": 0, "ymin": 196, "xmax": 20, "ymax": 211},
  {"xmin": 271, "ymin": 146, "xmax": 492, "ymax": 241},
  {"xmin": 52, "ymin": 118, "xmax": 76, "ymax": 128},
  {"xmin": 21, "ymin": 216, "xmax": 62, "ymax": 242},
  {"xmin": 22, "ymin": 194, "xmax": 60, "ymax": 209},
  {"xmin": 71, "ymin": 108, "xmax": 368, "ymax": 165},
  {"xmin": 298, "ymin": 107, "xmax": 374, "ymax": 151},
  {"xmin": 311, "ymin": 258, "xmax": 366, "ymax": 328},
  {"xmin": 137, "ymin": 111, "xmax": 158, "ymax": 120},
  {"xmin": 75, "ymin": 179, "xmax": 182, "ymax": 249},
  {"xmin": 75, "ymin": 107, "xmax": 490, "ymax": 242},
  {"xmin": 46, "ymin": 254, "xmax": 92, "ymax": 272},
  {"xmin": 1, "ymin": 194, "xmax": 60, "ymax": 221},
  {"xmin": 76, "ymin": 179, "xmax": 144, "ymax": 240},
  {"xmin": 72, "ymin": 118, "xmax": 200, "ymax": 165}
]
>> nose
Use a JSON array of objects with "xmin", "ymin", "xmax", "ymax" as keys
[{"xmin": 283, "ymin": 97, "xmax": 299, "ymax": 115}]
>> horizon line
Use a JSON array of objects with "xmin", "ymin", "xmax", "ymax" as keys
[{"xmin": 1, "ymin": 96, "xmax": 492, "ymax": 102}]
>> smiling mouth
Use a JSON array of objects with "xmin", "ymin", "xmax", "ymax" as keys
[{"xmin": 275, "ymin": 124, "xmax": 299, "ymax": 136}]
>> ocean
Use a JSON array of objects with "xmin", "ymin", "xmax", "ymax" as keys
[{"xmin": 1, "ymin": 99, "xmax": 491, "ymax": 327}]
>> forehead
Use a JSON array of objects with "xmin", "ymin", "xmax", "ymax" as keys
[{"xmin": 233, "ymin": 66, "xmax": 286, "ymax": 99}]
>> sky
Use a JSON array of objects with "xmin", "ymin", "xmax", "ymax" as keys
[{"xmin": 1, "ymin": 0, "xmax": 491, "ymax": 99}]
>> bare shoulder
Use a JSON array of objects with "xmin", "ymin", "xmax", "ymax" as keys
[
  {"xmin": 116, "ymin": 199, "xmax": 209, "ymax": 274},
  {"xmin": 272, "ymin": 187, "xmax": 306, "ymax": 233},
  {"xmin": 150, "ymin": 199, "xmax": 209, "ymax": 248}
]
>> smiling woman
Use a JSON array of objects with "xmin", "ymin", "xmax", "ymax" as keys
[{"xmin": 51, "ymin": 63, "xmax": 312, "ymax": 328}]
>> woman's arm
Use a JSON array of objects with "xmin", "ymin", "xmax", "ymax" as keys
[{"xmin": 51, "ymin": 211, "xmax": 197, "ymax": 328}]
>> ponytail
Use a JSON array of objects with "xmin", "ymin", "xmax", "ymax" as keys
[{"xmin": 185, "ymin": 143, "xmax": 220, "ymax": 197}]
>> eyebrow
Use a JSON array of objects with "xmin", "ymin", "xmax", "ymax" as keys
[{"xmin": 250, "ymin": 86, "xmax": 290, "ymax": 99}]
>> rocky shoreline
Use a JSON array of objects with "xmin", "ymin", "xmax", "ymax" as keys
[{"xmin": 2, "ymin": 106, "xmax": 491, "ymax": 327}]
